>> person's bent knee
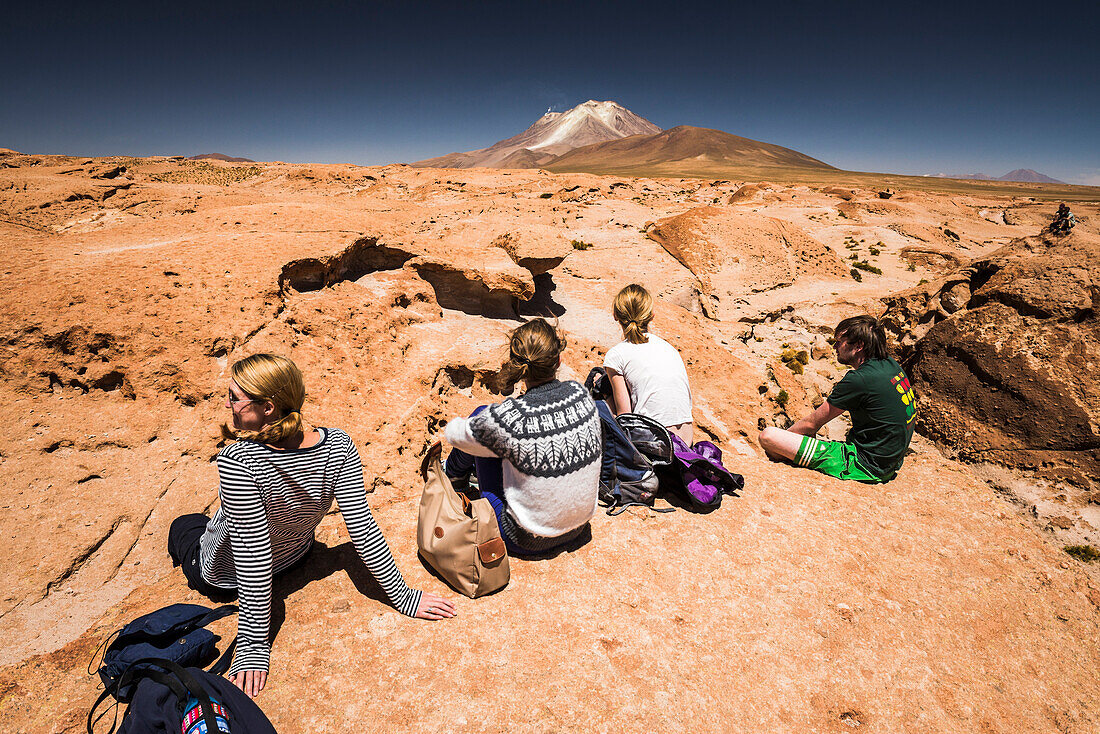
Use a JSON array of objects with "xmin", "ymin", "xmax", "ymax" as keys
[
  {"xmin": 758, "ymin": 427, "xmax": 781, "ymax": 452},
  {"xmin": 759, "ymin": 426, "xmax": 802, "ymax": 461}
]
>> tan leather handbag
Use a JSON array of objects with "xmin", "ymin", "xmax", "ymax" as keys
[{"xmin": 417, "ymin": 442, "xmax": 509, "ymax": 598}]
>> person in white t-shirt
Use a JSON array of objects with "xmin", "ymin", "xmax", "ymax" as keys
[{"xmin": 603, "ymin": 284, "xmax": 694, "ymax": 443}]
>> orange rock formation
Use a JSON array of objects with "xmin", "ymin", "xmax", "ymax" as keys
[{"xmin": 1, "ymin": 149, "xmax": 1098, "ymax": 732}]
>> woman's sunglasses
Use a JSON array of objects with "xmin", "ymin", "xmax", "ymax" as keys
[{"xmin": 228, "ymin": 390, "xmax": 260, "ymax": 405}]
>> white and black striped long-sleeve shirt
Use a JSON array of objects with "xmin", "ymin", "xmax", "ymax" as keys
[{"xmin": 198, "ymin": 428, "xmax": 421, "ymax": 675}]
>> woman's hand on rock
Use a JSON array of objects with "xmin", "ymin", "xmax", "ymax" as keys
[
  {"xmin": 415, "ymin": 591, "xmax": 457, "ymax": 620},
  {"xmin": 228, "ymin": 669, "xmax": 267, "ymax": 698}
]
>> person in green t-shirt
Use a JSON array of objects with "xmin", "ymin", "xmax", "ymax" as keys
[{"xmin": 758, "ymin": 315, "xmax": 916, "ymax": 483}]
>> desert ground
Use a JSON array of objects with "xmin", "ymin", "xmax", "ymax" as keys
[{"xmin": 1, "ymin": 150, "xmax": 1098, "ymax": 732}]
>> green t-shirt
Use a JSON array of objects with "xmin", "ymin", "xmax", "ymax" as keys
[{"xmin": 826, "ymin": 357, "xmax": 916, "ymax": 479}]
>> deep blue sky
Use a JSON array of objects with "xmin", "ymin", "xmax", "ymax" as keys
[{"xmin": 3, "ymin": 1, "xmax": 1097, "ymax": 183}]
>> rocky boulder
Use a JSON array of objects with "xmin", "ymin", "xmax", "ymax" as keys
[
  {"xmin": 492, "ymin": 225, "xmax": 571, "ymax": 275},
  {"xmin": 410, "ymin": 251, "xmax": 535, "ymax": 319},
  {"xmin": 646, "ymin": 207, "xmax": 849, "ymax": 320},
  {"xmin": 821, "ymin": 186, "xmax": 855, "ymax": 201},
  {"xmin": 728, "ymin": 182, "xmax": 769, "ymax": 203},
  {"xmin": 885, "ymin": 229, "xmax": 1100, "ymax": 486}
]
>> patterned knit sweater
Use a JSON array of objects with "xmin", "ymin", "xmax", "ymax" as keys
[{"xmin": 444, "ymin": 379, "xmax": 601, "ymax": 537}]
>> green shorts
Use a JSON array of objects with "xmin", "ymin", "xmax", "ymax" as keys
[{"xmin": 795, "ymin": 436, "xmax": 889, "ymax": 484}]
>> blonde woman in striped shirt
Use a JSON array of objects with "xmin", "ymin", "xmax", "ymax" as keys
[{"xmin": 168, "ymin": 354, "xmax": 455, "ymax": 698}]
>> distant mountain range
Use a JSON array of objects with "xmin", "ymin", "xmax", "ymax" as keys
[
  {"xmin": 928, "ymin": 169, "xmax": 1065, "ymax": 184},
  {"xmin": 412, "ymin": 100, "xmax": 831, "ymax": 173},
  {"xmin": 188, "ymin": 153, "xmax": 255, "ymax": 163}
]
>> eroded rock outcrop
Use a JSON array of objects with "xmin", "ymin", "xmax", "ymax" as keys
[
  {"xmin": 279, "ymin": 236, "xmax": 417, "ymax": 294},
  {"xmin": 646, "ymin": 207, "xmax": 849, "ymax": 319},
  {"xmin": 885, "ymin": 229, "xmax": 1100, "ymax": 485},
  {"xmin": 410, "ymin": 252, "xmax": 534, "ymax": 318},
  {"xmin": 492, "ymin": 225, "xmax": 571, "ymax": 275}
]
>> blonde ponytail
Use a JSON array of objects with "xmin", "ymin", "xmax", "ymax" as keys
[{"xmin": 613, "ymin": 284, "xmax": 653, "ymax": 344}]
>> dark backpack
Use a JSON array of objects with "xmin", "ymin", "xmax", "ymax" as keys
[
  {"xmin": 594, "ymin": 400, "xmax": 675, "ymax": 515},
  {"xmin": 91, "ymin": 603, "xmax": 237, "ymax": 703},
  {"xmin": 89, "ymin": 659, "xmax": 277, "ymax": 734}
]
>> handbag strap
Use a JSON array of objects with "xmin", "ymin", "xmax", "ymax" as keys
[
  {"xmin": 193, "ymin": 604, "xmax": 238, "ymax": 677},
  {"xmin": 86, "ymin": 687, "xmax": 121, "ymax": 734},
  {"xmin": 423, "ymin": 447, "xmax": 473, "ymax": 514},
  {"xmin": 87, "ymin": 628, "xmax": 121, "ymax": 676},
  {"xmin": 606, "ymin": 501, "xmax": 676, "ymax": 516},
  {"xmin": 420, "ymin": 441, "xmax": 444, "ymax": 481}
]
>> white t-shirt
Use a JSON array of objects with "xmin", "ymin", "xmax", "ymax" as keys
[{"xmin": 603, "ymin": 334, "xmax": 693, "ymax": 426}]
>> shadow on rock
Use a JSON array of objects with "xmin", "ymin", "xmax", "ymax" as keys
[
  {"xmin": 518, "ymin": 273, "xmax": 566, "ymax": 318},
  {"xmin": 269, "ymin": 541, "xmax": 391, "ymax": 641}
]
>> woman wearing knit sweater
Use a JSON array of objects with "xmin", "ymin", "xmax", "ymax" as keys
[
  {"xmin": 167, "ymin": 354, "xmax": 455, "ymax": 699},
  {"xmin": 443, "ymin": 319, "xmax": 601, "ymax": 556}
]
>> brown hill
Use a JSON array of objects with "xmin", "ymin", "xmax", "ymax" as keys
[
  {"xmin": 188, "ymin": 152, "xmax": 255, "ymax": 163},
  {"xmin": 496, "ymin": 148, "xmax": 552, "ymax": 169},
  {"xmin": 933, "ymin": 169, "xmax": 1067, "ymax": 184},
  {"xmin": 545, "ymin": 125, "xmax": 834, "ymax": 175},
  {"xmin": 999, "ymin": 168, "xmax": 1065, "ymax": 184}
]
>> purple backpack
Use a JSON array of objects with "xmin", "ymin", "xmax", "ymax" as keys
[{"xmin": 660, "ymin": 434, "xmax": 745, "ymax": 511}]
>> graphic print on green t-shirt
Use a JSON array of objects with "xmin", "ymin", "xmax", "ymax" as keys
[
  {"xmin": 891, "ymin": 371, "xmax": 917, "ymax": 426},
  {"xmin": 826, "ymin": 357, "xmax": 916, "ymax": 479}
]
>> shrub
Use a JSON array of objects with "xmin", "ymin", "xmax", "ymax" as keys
[
  {"xmin": 1065, "ymin": 545, "xmax": 1100, "ymax": 562},
  {"xmin": 869, "ymin": 246, "xmax": 881, "ymax": 256},
  {"xmin": 571, "ymin": 240, "xmax": 591, "ymax": 251},
  {"xmin": 780, "ymin": 348, "xmax": 806, "ymax": 374},
  {"xmin": 852, "ymin": 260, "xmax": 882, "ymax": 275},
  {"xmin": 776, "ymin": 390, "xmax": 789, "ymax": 408},
  {"xmin": 851, "ymin": 268, "xmax": 863, "ymax": 282}
]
